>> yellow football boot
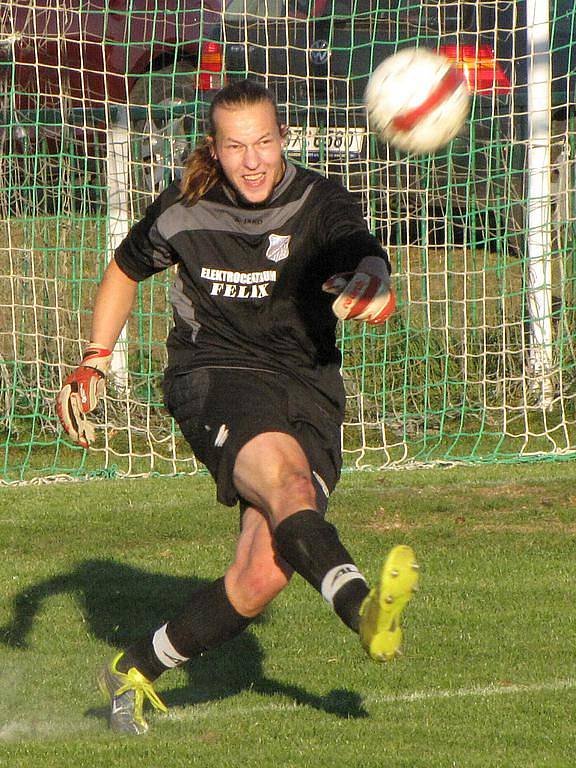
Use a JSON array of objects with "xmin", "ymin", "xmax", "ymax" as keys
[{"xmin": 359, "ymin": 545, "xmax": 419, "ymax": 661}]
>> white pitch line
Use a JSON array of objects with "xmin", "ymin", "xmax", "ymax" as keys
[
  {"xmin": 165, "ymin": 677, "xmax": 576, "ymax": 723},
  {"xmin": 364, "ymin": 677, "xmax": 576, "ymax": 705},
  {"xmin": 0, "ymin": 679, "xmax": 573, "ymax": 742}
]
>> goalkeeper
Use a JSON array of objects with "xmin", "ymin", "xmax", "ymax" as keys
[{"xmin": 56, "ymin": 79, "xmax": 419, "ymax": 735}]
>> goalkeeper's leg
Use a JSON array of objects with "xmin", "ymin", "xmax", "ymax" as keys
[
  {"xmin": 233, "ymin": 433, "xmax": 369, "ymax": 631},
  {"xmin": 233, "ymin": 432, "xmax": 418, "ymax": 646},
  {"xmin": 99, "ymin": 506, "xmax": 292, "ymax": 734}
]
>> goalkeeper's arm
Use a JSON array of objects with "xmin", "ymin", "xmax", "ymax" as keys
[
  {"xmin": 56, "ymin": 259, "xmax": 138, "ymax": 448},
  {"xmin": 322, "ymin": 256, "xmax": 395, "ymax": 325}
]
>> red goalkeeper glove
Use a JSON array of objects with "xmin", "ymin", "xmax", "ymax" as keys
[
  {"xmin": 322, "ymin": 256, "xmax": 396, "ymax": 325},
  {"xmin": 56, "ymin": 345, "xmax": 112, "ymax": 448}
]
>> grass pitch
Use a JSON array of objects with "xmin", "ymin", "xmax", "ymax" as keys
[{"xmin": 0, "ymin": 462, "xmax": 574, "ymax": 767}]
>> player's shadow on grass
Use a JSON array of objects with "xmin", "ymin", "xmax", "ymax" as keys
[{"xmin": 0, "ymin": 558, "xmax": 367, "ymax": 720}]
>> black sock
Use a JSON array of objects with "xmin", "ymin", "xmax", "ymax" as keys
[
  {"xmin": 274, "ymin": 509, "xmax": 369, "ymax": 632},
  {"xmin": 332, "ymin": 578, "xmax": 370, "ymax": 633},
  {"xmin": 118, "ymin": 633, "xmax": 168, "ymax": 681},
  {"xmin": 118, "ymin": 578, "xmax": 253, "ymax": 680}
]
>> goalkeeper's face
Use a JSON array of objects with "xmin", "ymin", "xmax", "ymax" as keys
[{"xmin": 210, "ymin": 102, "xmax": 286, "ymax": 205}]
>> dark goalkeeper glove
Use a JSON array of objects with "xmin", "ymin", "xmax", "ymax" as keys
[{"xmin": 56, "ymin": 345, "xmax": 112, "ymax": 448}]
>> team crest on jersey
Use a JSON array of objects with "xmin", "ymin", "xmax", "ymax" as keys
[{"xmin": 266, "ymin": 234, "xmax": 291, "ymax": 263}]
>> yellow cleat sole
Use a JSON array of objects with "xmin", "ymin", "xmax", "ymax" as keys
[{"xmin": 359, "ymin": 545, "xmax": 419, "ymax": 661}]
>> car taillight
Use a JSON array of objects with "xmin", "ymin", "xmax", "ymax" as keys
[
  {"xmin": 439, "ymin": 44, "xmax": 511, "ymax": 94},
  {"xmin": 198, "ymin": 41, "xmax": 224, "ymax": 91}
]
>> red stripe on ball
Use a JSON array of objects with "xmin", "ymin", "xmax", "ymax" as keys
[{"xmin": 392, "ymin": 66, "xmax": 466, "ymax": 132}]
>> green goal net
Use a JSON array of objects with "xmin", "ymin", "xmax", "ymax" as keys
[{"xmin": 1, "ymin": 0, "xmax": 575, "ymax": 483}]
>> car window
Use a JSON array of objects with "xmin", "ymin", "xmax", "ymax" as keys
[
  {"xmin": 224, "ymin": 0, "xmax": 287, "ymax": 16},
  {"xmin": 223, "ymin": 0, "xmax": 320, "ymax": 18}
]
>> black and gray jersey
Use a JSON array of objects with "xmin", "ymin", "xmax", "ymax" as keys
[{"xmin": 115, "ymin": 161, "xmax": 389, "ymax": 412}]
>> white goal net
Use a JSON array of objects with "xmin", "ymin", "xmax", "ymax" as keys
[{"xmin": 0, "ymin": 0, "xmax": 575, "ymax": 483}]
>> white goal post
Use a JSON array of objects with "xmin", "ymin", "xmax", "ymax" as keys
[{"xmin": 0, "ymin": 0, "xmax": 575, "ymax": 484}]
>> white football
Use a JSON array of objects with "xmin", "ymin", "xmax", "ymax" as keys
[{"xmin": 365, "ymin": 47, "xmax": 470, "ymax": 154}]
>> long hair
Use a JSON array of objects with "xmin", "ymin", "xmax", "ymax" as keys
[{"xmin": 180, "ymin": 79, "xmax": 286, "ymax": 205}]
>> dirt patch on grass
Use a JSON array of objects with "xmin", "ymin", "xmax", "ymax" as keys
[
  {"xmin": 465, "ymin": 521, "xmax": 576, "ymax": 534},
  {"xmin": 410, "ymin": 482, "xmax": 570, "ymax": 501},
  {"xmin": 365, "ymin": 513, "xmax": 576, "ymax": 534},
  {"xmin": 465, "ymin": 483, "xmax": 569, "ymax": 500},
  {"xmin": 359, "ymin": 476, "xmax": 576, "ymax": 535},
  {"xmin": 364, "ymin": 512, "xmax": 427, "ymax": 533},
  {"xmin": 364, "ymin": 498, "xmax": 576, "ymax": 535}
]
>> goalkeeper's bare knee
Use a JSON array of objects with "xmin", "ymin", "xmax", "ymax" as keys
[{"xmin": 225, "ymin": 563, "xmax": 292, "ymax": 617}]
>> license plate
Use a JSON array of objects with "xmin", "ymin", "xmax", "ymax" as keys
[{"xmin": 285, "ymin": 127, "xmax": 366, "ymax": 158}]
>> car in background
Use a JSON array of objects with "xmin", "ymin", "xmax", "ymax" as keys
[
  {"xmin": 0, "ymin": 0, "xmax": 223, "ymax": 111},
  {"xmin": 0, "ymin": 0, "xmax": 573, "ymax": 241},
  {"xmin": 222, "ymin": 0, "xmax": 574, "ymax": 250},
  {"xmin": 0, "ymin": 0, "xmax": 311, "ymax": 206},
  {"xmin": 0, "ymin": 0, "xmax": 227, "ymax": 210}
]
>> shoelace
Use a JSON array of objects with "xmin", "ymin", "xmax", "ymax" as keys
[{"xmin": 115, "ymin": 666, "xmax": 168, "ymax": 713}]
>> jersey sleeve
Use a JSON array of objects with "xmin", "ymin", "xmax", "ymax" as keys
[
  {"xmin": 114, "ymin": 185, "xmax": 180, "ymax": 281},
  {"xmin": 316, "ymin": 182, "xmax": 391, "ymax": 276}
]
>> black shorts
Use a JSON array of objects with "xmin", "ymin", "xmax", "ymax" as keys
[{"xmin": 163, "ymin": 366, "xmax": 343, "ymax": 512}]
